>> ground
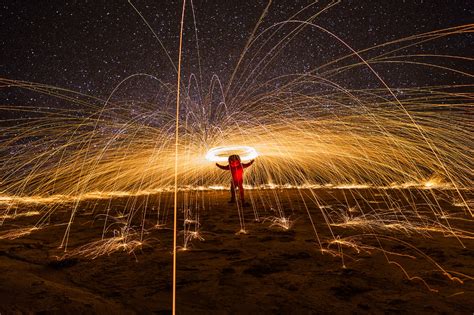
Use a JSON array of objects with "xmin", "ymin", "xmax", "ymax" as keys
[{"xmin": 0, "ymin": 188, "xmax": 473, "ymax": 314}]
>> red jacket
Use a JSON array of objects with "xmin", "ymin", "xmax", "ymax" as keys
[{"xmin": 217, "ymin": 160, "xmax": 254, "ymax": 184}]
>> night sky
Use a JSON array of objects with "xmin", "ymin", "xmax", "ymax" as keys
[{"xmin": 1, "ymin": 1, "xmax": 472, "ymax": 106}]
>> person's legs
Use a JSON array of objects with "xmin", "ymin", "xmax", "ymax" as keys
[
  {"xmin": 237, "ymin": 181, "xmax": 250, "ymax": 206},
  {"xmin": 229, "ymin": 181, "xmax": 236, "ymax": 203},
  {"xmin": 238, "ymin": 181, "xmax": 244, "ymax": 202}
]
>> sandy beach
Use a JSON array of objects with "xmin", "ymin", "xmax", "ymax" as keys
[{"xmin": 0, "ymin": 188, "xmax": 472, "ymax": 314}]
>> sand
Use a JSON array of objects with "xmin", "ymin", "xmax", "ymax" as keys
[{"xmin": 0, "ymin": 188, "xmax": 473, "ymax": 314}]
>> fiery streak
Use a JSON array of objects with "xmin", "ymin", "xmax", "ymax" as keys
[
  {"xmin": 0, "ymin": 226, "xmax": 40, "ymax": 240},
  {"xmin": 331, "ymin": 210, "xmax": 474, "ymax": 240},
  {"xmin": 0, "ymin": 211, "xmax": 40, "ymax": 220},
  {"xmin": 264, "ymin": 216, "xmax": 293, "ymax": 230},
  {"xmin": 61, "ymin": 231, "xmax": 145, "ymax": 260},
  {"xmin": 327, "ymin": 234, "xmax": 469, "ymax": 291}
]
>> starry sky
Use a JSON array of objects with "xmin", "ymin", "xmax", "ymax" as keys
[{"xmin": 1, "ymin": 0, "xmax": 472, "ymax": 106}]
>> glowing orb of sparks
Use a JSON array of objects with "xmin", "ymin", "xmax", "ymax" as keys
[{"xmin": 205, "ymin": 146, "xmax": 258, "ymax": 162}]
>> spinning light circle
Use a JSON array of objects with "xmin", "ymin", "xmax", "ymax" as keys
[{"xmin": 205, "ymin": 146, "xmax": 258, "ymax": 162}]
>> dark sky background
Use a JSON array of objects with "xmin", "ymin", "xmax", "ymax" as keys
[{"xmin": 1, "ymin": 0, "xmax": 472, "ymax": 107}]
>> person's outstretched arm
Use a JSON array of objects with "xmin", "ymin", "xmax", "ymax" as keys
[
  {"xmin": 216, "ymin": 163, "xmax": 230, "ymax": 170},
  {"xmin": 243, "ymin": 160, "xmax": 255, "ymax": 168}
]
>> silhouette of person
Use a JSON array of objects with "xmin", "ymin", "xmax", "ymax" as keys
[{"xmin": 216, "ymin": 154, "xmax": 254, "ymax": 206}]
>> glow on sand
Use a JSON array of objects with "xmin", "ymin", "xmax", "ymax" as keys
[
  {"xmin": 0, "ymin": 1, "xmax": 473, "ymax": 301},
  {"xmin": 205, "ymin": 146, "xmax": 259, "ymax": 162}
]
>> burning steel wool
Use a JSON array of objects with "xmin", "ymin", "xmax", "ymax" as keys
[{"xmin": 205, "ymin": 146, "xmax": 259, "ymax": 163}]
